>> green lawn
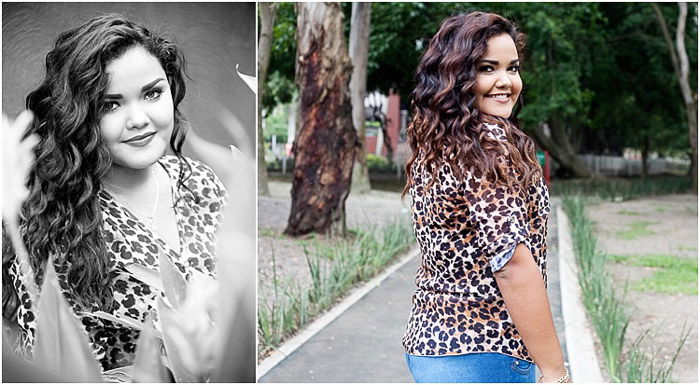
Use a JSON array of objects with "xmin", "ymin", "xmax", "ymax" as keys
[{"xmin": 608, "ymin": 253, "xmax": 698, "ymax": 295}]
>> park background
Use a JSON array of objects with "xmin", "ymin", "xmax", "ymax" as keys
[{"xmin": 257, "ymin": 2, "xmax": 697, "ymax": 383}]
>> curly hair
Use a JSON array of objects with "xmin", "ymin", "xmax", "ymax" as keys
[
  {"xmin": 403, "ymin": 11, "xmax": 541, "ymax": 197},
  {"xmin": 3, "ymin": 14, "xmax": 193, "ymax": 319}
]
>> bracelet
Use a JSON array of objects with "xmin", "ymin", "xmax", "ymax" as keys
[{"xmin": 537, "ymin": 367, "xmax": 569, "ymax": 383}]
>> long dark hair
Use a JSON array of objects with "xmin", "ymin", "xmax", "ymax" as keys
[
  {"xmin": 403, "ymin": 12, "xmax": 541, "ymax": 196},
  {"xmin": 3, "ymin": 14, "xmax": 192, "ymax": 318}
]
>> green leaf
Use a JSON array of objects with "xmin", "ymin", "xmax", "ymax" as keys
[{"xmin": 33, "ymin": 261, "xmax": 103, "ymax": 382}]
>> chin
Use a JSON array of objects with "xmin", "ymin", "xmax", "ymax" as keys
[{"xmin": 113, "ymin": 144, "xmax": 167, "ymax": 170}]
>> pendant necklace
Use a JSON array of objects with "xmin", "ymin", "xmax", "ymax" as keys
[{"xmin": 105, "ymin": 168, "xmax": 160, "ymax": 230}]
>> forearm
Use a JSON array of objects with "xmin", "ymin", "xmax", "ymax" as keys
[{"xmin": 494, "ymin": 243, "xmax": 566, "ymax": 379}]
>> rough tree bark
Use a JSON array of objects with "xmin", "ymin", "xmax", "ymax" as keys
[
  {"xmin": 258, "ymin": 2, "xmax": 277, "ymax": 197},
  {"xmin": 652, "ymin": 2, "xmax": 697, "ymax": 193},
  {"xmin": 349, "ymin": 2, "xmax": 372, "ymax": 194},
  {"xmin": 285, "ymin": 2, "xmax": 358, "ymax": 236}
]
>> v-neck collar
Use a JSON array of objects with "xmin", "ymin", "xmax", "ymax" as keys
[{"xmin": 99, "ymin": 158, "xmax": 185, "ymax": 263}]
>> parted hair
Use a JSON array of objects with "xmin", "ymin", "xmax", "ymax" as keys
[
  {"xmin": 404, "ymin": 11, "xmax": 541, "ymax": 197},
  {"xmin": 3, "ymin": 14, "xmax": 193, "ymax": 318}
]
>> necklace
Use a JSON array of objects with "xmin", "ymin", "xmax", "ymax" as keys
[{"xmin": 104, "ymin": 168, "xmax": 160, "ymax": 230}]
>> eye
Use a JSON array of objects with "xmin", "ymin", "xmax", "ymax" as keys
[
  {"xmin": 145, "ymin": 88, "xmax": 163, "ymax": 101},
  {"xmin": 508, "ymin": 65, "xmax": 520, "ymax": 73},
  {"xmin": 478, "ymin": 65, "xmax": 494, "ymax": 73},
  {"xmin": 102, "ymin": 101, "xmax": 120, "ymax": 112}
]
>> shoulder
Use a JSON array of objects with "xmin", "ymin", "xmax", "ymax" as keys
[{"xmin": 160, "ymin": 155, "xmax": 222, "ymax": 187}]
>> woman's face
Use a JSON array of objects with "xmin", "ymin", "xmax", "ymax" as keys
[
  {"xmin": 473, "ymin": 33, "xmax": 522, "ymax": 118},
  {"xmin": 99, "ymin": 45, "xmax": 174, "ymax": 170}
]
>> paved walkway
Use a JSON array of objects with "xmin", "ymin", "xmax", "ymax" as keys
[{"xmin": 259, "ymin": 203, "xmax": 568, "ymax": 382}]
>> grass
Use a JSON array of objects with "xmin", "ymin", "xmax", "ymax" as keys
[
  {"xmin": 608, "ymin": 254, "xmax": 698, "ymax": 295},
  {"xmin": 257, "ymin": 219, "xmax": 414, "ymax": 356},
  {"xmin": 551, "ymin": 175, "xmax": 691, "ymax": 201},
  {"xmin": 617, "ymin": 209, "xmax": 641, "ymax": 216},
  {"xmin": 563, "ymin": 196, "xmax": 689, "ymax": 382},
  {"xmin": 614, "ymin": 221, "xmax": 657, "ymax": 240}
]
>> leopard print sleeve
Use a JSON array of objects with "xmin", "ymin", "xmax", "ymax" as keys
[{"xmin": 463, "ymin": 172, "xmax": 530, "ymax": 272}]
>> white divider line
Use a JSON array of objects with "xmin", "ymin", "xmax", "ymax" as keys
[
  {"xmin": 557, "ymin": 205, "xmax": 604, "ymax": 383},
  {"xmin": 256, "ymin": 246, "xmax": 420, "ymax": 380}
]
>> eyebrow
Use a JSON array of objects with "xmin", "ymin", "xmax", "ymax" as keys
[
  {"xmin": 104, "ymin": 77, "xmax": 166, "ymax": 99},
  {"xmin": 479, "ymin": 59, "xmax": 520, "ymax": 65}
]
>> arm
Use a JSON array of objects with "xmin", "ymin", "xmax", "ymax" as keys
[{"xmin": 494, "ymin": 243, "xmax": 569, "ymax": 382}]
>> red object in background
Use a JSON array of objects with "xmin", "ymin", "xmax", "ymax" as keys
[{"xmin": 544, "ymin": 150, "xmax": 550, "ymax": 185}]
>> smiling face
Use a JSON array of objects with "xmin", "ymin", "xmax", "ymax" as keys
[
  {"xmin": 473, "ymin": 33, "xmax": 522, "ymax": 118},
  {"xmin": 99, "ymin": 45, "xmax": 174, "ymax": 170}
]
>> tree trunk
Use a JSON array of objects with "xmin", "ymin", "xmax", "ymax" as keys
[
  {"xmin": 531, "ymin": 121, "xmax": 593, "ymax": 178},
  {"xmin": 641, "ymin": 134, "xmax": 649, "ymax": 178},
  {"xmin": 285, "ymin": 2, "xmax": 357, "ymax": 237},
  {"xmin": 257, "ymin": 3, "xmax": 277, "ymax": 197},
  {"xmin": 652, "ymin": 2, "xmax": 698, "ymax": 193},
  {"xmin": 349, "ymin": 2, "xmax": 372, "ymax": 195}
]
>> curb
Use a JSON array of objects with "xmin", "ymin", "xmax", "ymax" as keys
[
  {"xmin": 256, "ymin": 246, "xmax": 420, "ymax": 380},
  {"xmin": 557, "ymin": 205, "xmax": 604, "ymax": 382}
]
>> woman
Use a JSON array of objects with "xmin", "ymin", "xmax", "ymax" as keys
[
  {"xmin": 2, "ymin": 14, "xmax": 227, "ymax": 377},
  {"xmin": 402, "ymin": 12, "xmax": 570, "ymax": 383}
]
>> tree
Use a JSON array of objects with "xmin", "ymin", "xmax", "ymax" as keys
[
  {"xmin": 652, "ymin": 2, "xmax": 697, "ymax": 193},
  {"xmin": 285, "ymin": 2, "xmax": 357, "ymax": 236},
  {"xmin": 258, "ymin": 2, "xmax": 278, "ymax": 196},
  {"xmin": 349, "ymin": 3, "xmax": 372, "ymax": 194}
]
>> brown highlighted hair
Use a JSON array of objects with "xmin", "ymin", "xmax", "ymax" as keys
[{"xmin": 403, "ymin": 12, "xmax": 541, "ymax": 196}]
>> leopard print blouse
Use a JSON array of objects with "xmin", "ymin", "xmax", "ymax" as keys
[
  {"xmin": 8, "ymin": 155, "xmax": 227, "ymax": 371},
  {"xmin": 402, "ymin": 123, "xmax": 550, "ymax": 363}
]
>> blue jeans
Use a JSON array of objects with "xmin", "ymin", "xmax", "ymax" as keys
[{"xmin": 405, "ymin": 352, "xmax": 536, "ymax": 383}]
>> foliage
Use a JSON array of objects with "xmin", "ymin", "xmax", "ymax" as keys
[
  {"xmin": 258, "ymin": 219, "xmax": 413, "ymax": 355},
  {"xmin": 366, "ymin": 153, "xmax": 392, "ymax": 172},
  {"xmin": 265, "ymin": 3, "xmax": 697, "ymax": 161},
  {"xmin": 563, "ymin": 196, "xmax": 689, "ymax": 382},
  {"xmin": 550, "ymin": 175, "xmax": 691, "ymax": 200}
]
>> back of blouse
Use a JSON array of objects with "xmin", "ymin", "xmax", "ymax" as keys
[{"xmin": 402, "ymin": 122, "xmax": 550, "ymax": 363}]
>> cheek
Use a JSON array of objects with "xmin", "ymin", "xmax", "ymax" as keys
[
  {"xmin": 152, "ymin": 93, "xmax": 175, "ymax": 129},
  {"xmin": 99, "ymin": 115, "xmax": 123, "ymax": 147},
  {"xmin": 474, "ymin": 75, "xmax": 490, "ymax": 97},
  {"xmin": 512, "ymin": 76, "xmax": 523, "ymax": 97}
]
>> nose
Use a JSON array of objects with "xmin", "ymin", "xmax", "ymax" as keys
[
  {"xmin": 495, "ymin": 73, "xmax": 512, "ymax": 89},
  {"xmin": 126, "ymin": 104, "xmax": 149, "ymax": 130}
]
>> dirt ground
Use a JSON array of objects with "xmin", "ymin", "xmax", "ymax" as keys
[
  {"xmin": 586, "ymin": 194, "xmax": 698, "ymax": 383},
  {"xmin": 257, "ymin": 181, "xmax": 409, "ymax": 305}
]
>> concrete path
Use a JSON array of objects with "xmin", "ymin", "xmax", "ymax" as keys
[{"xmin": 259, "ymin": 202, "xmax": 572, "ymax": 382}]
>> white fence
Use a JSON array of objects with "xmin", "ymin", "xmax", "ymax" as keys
[{"xmin": 579, "ymin": 154, "xmax": 690, "ymax": 176}]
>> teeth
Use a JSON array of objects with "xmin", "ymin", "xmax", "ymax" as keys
[{"xmin": 488, "ymin": 94, "xmax": 509, "ymax": 99}]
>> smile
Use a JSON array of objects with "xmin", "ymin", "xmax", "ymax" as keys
[
  {"xmin": 123, "ymin": 131, "xmax": 156, "ymax": 146},
  {"xmin": 486, "ymin": 93, "xmax": 512, "ymax": 103}
]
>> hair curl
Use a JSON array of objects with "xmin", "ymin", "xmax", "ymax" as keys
[
  {"xmin": 3, "ymin": 14, "xmax": 194, "ymax": 319},
  {"xmin": 403, "ymin": 12, "xmax": 541, "ymax": 197}
]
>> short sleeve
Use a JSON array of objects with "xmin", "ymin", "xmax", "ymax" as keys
[
  {"xmin": 464, "ymin": 172, "xmax": 530, "ymax": 272},
  {"xmin": 193, "ymin": 160, "xmax": 228, "ymax": 231}
]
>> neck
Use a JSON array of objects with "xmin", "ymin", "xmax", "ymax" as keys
[{"xmin": 105, "ymin": 163, "xmax": 155, "ymax": 192}]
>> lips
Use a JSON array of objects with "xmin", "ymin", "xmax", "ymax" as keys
[{"xmin": 123, "ymin": 131, "xmax": 156, "ymax": 143}]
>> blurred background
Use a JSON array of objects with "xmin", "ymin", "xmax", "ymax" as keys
[{"xmin": 2, "ymin": 2, "xmax": 256, "ymax": 161}]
